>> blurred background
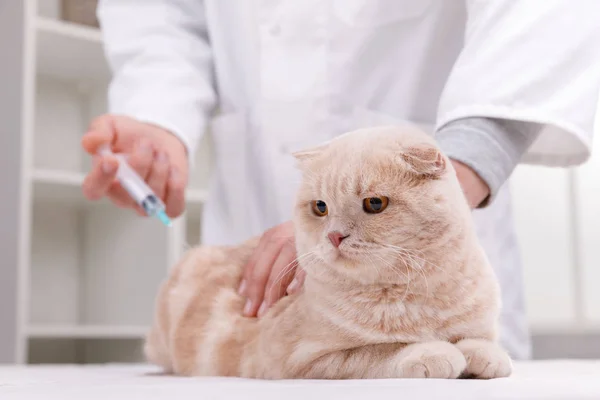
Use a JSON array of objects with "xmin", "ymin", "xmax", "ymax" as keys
[{"xmin": 0, "ymin": 0, "xmax": 599, "ymax": 365}]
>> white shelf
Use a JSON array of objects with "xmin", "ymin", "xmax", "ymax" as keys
[
  {"xmin": 37, "ymin": 16, "xmax": 102, "ymax": 43},
  {"xmin": 32, "ymin": 169, "xmax": 86, "ymax": 205},
  {"xmin": 28, "ymin": 325, "xmax": 148, "ymax": 339},
  {"xmin": 35, "ymin": 17, "xmax": 110, "ymax": 83},
  {"xmin": 32, "ymin": 168, "xmax": 207, "ymax": 209},
  {"xmin": 0, "ymin": 1, "xmax": 212, "ymax": 365},
  {"xmin": 33, "ymin": 168, "xmax": 83, "ymax": 185}
]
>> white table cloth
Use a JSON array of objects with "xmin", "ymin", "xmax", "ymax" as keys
[{"xmin": 1, "ymin": 360, "xmax": 599, "ymax": 400}]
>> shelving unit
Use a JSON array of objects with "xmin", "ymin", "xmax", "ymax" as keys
[
  {"xmin": 32, "ymin": 169, "xmax": 208, "ymax": 212},
  {"xmin": 0, "ymin": 0, "xmax": 212, "ymax": 364},
  {"xmin": 27, "ymin": 325, "xmax": 149, "ymax": 339},
  {"xmin": 36, "ymin": 16, "xmax": 108, "ymax": 83}
]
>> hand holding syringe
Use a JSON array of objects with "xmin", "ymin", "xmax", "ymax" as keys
[
  {"xmin": 97, "ymin": 144, "xmax": 172, "ymax": 227},
  {"xmin": 82, "ymin": 115, "xmax": 189, "ymax": 225}
]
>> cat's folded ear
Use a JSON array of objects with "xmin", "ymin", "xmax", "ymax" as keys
[
  {"xmin": 400, "ymin": 143, "xmax": 447, "ymax": 178},
  {"xmin": 292, "ymin": 142, "xmax": 329, "ymax": 166}
]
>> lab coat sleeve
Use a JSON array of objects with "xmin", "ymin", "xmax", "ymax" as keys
[
  {"xmin": 96, "ymin": 0, "xmax": 216, "ymax": 160},
  {"xmin": 435, "ymin": 0, "xmax": 600, "ymax": 167}
]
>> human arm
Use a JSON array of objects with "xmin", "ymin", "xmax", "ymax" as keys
[
  {"xmin": 437, "ymin": 117, "xmax": 543, "ymax": 208},
  {"xmin": 436, "ymin": 0, "xmax": 600, "ymax": 173},
  {"xmin": 82, "ymin": 0, "xmax": 216, "ymax": 217}
]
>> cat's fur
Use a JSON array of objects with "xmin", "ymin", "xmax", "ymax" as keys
[{"xmin": 145, "ymin": 125, "xmax": 512, "ymax": 379}]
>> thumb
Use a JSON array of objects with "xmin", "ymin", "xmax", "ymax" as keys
[{"xmin": 82, "ymin": 115, "xmax": 117, "ymax": 155}]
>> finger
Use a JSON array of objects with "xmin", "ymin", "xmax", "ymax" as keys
[
  {"xmin": 243, "ymin": 242, "xmax": 283, "ymax": 317},
  {"xmin": 259, "ymin": 243, "xmax": 297, "ymax": 317},
  {"xmin": 133, "ymin": 204, "xmax": 148, "ymax": 216},
  {"xmin": 106, "ymin": 181, "xmax": 135, "ymax": 207},
  {"xmin": 287, "ymin": 268, "xmax": 306, "ymax": 295},
  {"xmin": 106, "ymin": 180, "xmax": 151, "ymax": 216},
  {"xmin": 264, "ymin": 243, "xmax": 297, "ymax": 306},
  {"xmin": 239, "ymin": 228, "xmax": 276, "ymax": 296},
  {"xmin": 128, "ymin": 139, "xmax": 154, "ymax": 180},
  {"xmin": 164, "ymin": 167, "xmax": 186, "ymax": 218},
  {"xmin": 147, "ymin": 151, "xmax": 170, "ymax": 200},
  {"xmin": 82, "ymin": 156, "xmax": 119, "ymax": 200},
  {"xmin": 106, "ymin": 182, "xmax": 132, "ymax": 208},
  {"xmin": 239, "ymin": 236, "xmax": 267, "ymax": 296},
  {"xmin": 82, "ymin": 116, "xmax": 116, "ymax": 154}
]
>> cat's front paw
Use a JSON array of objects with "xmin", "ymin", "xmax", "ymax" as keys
[
  {"xmin": 455, "ymin": 339, "xmax": 512, "ymax": 379},
  {"xmin": 398, "ymin": 341, "xmax": 466, "ymax": 379}
]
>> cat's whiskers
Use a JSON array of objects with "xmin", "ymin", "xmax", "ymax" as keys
[
  {"xmin": 296, "ymin": 253, "xmax": 320, "ymax": 275},
  {"xmin": 371, "ymin": 253, "xmax": 414, "ymax": 302},
  {"xmin": 371, "ymin": 253, "xmax": 408, "ymax": 284},
  {"xmin": 259, "ymin": 222, "xmax": 324, "ymax": 296},
  {"xmin": 375, "ymin": 245, "xmax": 435, "ymax": 303},
  {"xmin": 403, "ymin": 263, "xmax": 412, "ymax": 302},
  {"xmin": 304, "ymin": 255, "xmax": 328, "ymax": 280},
  {"xmin": 384, "ymin": 244, "xmax": 442, "ymax": 273},
  {"xmin": 383, "ymin": 244, "xmax": 469, "ymax": 296},
  {"xmin": 401, "ymin": 250, "xmax": 431, "ymax": 303},
  {"xmin": 378, "ymin": 252, "xmax": 416, "ymax": 302},
  {"xmin": 271, "ymin": 251, "xmax": 319, "ymax": 295},
  {"xmin": 365, "ymin": 256, "xmax": 384, "ymax": 286}
]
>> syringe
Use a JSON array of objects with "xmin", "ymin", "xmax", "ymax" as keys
[{"xmin": 97, "ymin": 144, "xmax": 172, "ymax": 227}]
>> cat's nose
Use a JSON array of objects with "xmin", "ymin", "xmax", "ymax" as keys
[{"xmin": 328, "ymin": 231, "xmax": 349, "ymax": 248}]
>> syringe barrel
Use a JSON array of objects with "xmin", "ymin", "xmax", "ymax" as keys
[
  {"xmin": 115, "ymin": 157, "xmax": 153, "ymax": 203},
  {"xmin": 97, "ymin": 145, "xmax": 167, "ymax": 216},
  {"xmin": 116, "ymin": 158, "xmax": 167, "ymax": 216}
]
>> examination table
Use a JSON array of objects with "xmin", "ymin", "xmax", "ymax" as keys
[{"xmin": 1, "ymin": 360, "xmax": 599, "ymax": 399}]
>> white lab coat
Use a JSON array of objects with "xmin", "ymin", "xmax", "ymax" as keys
[{"xmin": 97, "ymin": 0, "xmax": 600, "ymax": 360}]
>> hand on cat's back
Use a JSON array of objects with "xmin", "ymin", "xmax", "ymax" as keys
[{"xmin": 237, "ymin": 220, "xmax": 306, "ymax": 318}]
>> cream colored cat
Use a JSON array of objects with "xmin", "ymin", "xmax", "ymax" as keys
[{"xmin": 145, "ymin": 125, "xmax": 513, "ymax": 380}]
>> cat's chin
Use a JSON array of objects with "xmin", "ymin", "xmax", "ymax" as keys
[{"xmin": 321, "ymin": 246, "xmax": 364, "ymax": 265}]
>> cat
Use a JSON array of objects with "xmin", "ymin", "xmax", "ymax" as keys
[{"xmin": 144, "ymin": 125, "xmax": 513, "ymax": 380}]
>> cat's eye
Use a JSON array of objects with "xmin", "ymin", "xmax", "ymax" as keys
[
  {"xmin": 311, "ymin": 200, "xmax": 328, "ymax": 217},
  {"xmin": 363, "ymin": 196, "xmax": 389, "ymax": 214}
]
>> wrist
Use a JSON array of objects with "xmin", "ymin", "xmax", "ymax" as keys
[{"xmin": 451, "ymin": 159, "xmax": 490, "ymax": 209}]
